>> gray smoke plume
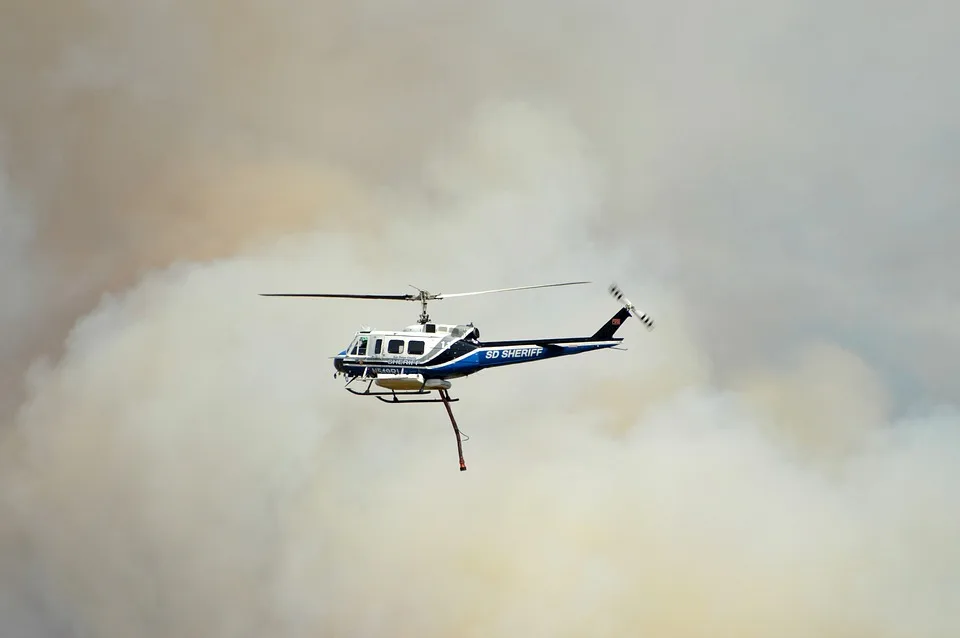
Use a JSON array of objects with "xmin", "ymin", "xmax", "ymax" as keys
[{"xmin": 2, "ymin": 1, "xmax": 959, "ymax": 636}]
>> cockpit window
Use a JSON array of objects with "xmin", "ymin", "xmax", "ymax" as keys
[{"xmin": 349, "ymin": 336, "xmax": 369, "ymax": 356}]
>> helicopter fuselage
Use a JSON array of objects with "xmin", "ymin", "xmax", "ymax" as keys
[{"xmin": 333, "ymin": 318, "xmax": 625, "ymax": 390}]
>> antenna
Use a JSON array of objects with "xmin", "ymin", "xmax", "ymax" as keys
[{"xmin": 260, "ymin": 280, "xmax": 591, "ymax": 324}]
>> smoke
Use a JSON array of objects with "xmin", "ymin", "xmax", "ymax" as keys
[{"xmin": 3, "ymin": 1, "xmax": 960, "ymax": 636}]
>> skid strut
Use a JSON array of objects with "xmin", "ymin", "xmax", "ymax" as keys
[{"xmin": 439, "ymin": 389, "xmax": 467, "ymax": 471}]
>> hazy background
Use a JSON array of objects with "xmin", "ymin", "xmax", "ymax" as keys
[{"xmin": 2, "ymin": 1, "xmax": 959, "ymax": 636}]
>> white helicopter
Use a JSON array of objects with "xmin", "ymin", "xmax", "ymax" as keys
[{"xmin": 260, "ymin": 281, "xmax": 653, "ymax": 471}]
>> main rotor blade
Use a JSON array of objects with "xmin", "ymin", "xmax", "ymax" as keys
[
  {"xmin": 433, "ymin": 281, "xmax": 591, "ymax": 299},
  {"xmin": 259, "ymin": 281, "xmax": 591, "ymax": 301},
  {"xmin": 259, "ymin": 293, "xmax": 414, "ymax": 300}
]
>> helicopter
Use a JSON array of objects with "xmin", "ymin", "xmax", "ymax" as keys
[{"xmin": 260, "ymin": 281, "xmax": 653, "ymax": 471}]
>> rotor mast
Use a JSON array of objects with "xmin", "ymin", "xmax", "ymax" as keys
[{"xmin": 417, "ymin": 290, "xmax": 431, "ymax": 324}]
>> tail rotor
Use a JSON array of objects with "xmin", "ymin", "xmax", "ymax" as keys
[{"xmin": 608, "ymin": 283, "xmax": 654, "ymax": 331}]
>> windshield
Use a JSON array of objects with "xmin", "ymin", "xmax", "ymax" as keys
[{"xmin": 348, "ymin": 335, "xmax": 369, "ymax": 356}]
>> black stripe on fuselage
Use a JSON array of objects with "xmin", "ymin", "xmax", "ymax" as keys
[
  {"xmin": 478, "ymin": 336, "xmax": 623, "ymax": 347},
  {"xmin": 419, "ymin": 339, "xmax": 479, "ymax": 366}
]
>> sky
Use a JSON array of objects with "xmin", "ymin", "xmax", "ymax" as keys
[{"xmin": 1, "ymin": 1, "xmax": 959, "ymax": 636}]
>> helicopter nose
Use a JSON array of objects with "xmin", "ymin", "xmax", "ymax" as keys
[{"xmin": 333, "ymin": 356, "xmax": 345, "ymax": 372}]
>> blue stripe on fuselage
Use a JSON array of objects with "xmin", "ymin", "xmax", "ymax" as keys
[
  {"xmin": 337, "ymin": 341, "xmax": 619, "ymax": 380},
  {"xmin": 476, "ymin": 342, "xmax": 615, "ymax": 367},
  {"xmin": 427, "ymin": 341, "xmax": 617, "ymax": 376}
]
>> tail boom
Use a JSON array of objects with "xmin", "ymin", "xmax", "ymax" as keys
[{"xmin": 475, "ymin": 339, "xmax": 621, "ymax": 370}]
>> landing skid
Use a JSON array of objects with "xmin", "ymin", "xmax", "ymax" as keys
[
  {"xmin": 345, "ymin": 379, "xmax": 460, "ymax": 404},
  {"xmin": 344, "ymin": 378, "xmax": 467, "ymax": 471}
]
